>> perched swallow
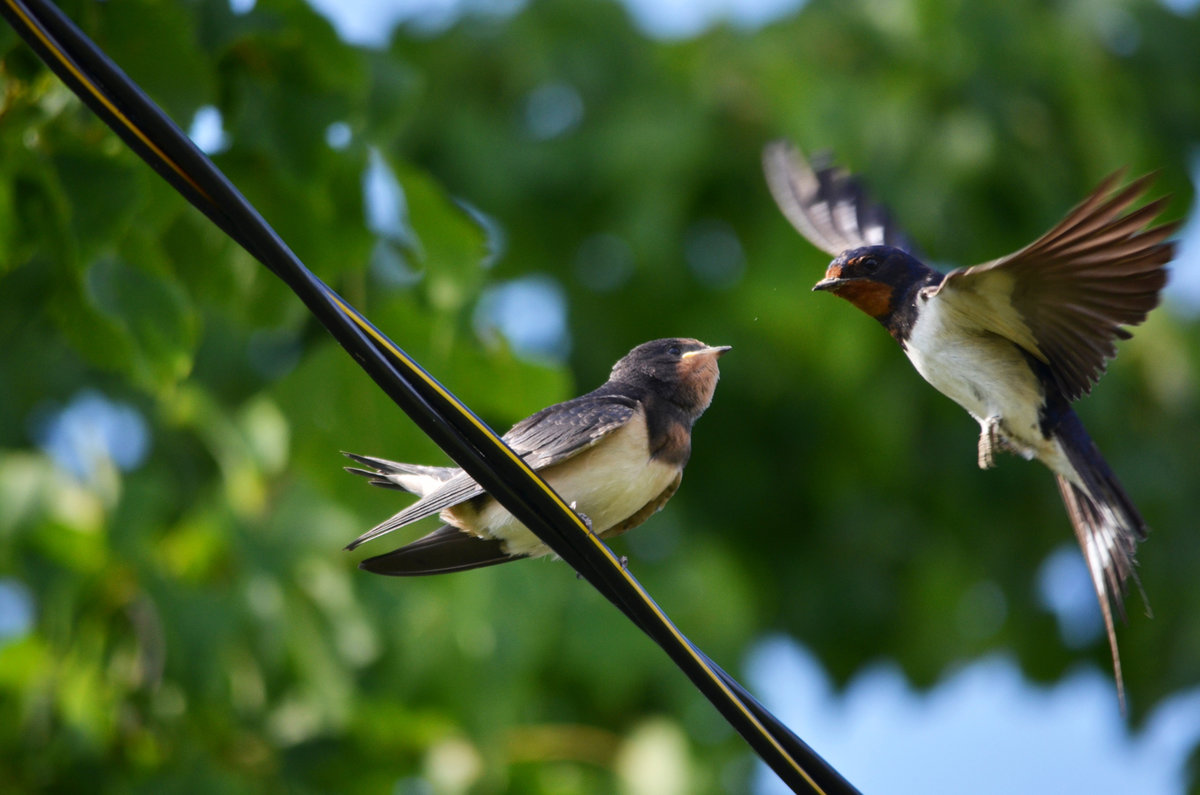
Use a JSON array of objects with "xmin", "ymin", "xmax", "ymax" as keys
[
  {"xmin": 344, "ymin": 338, "xmax": 730, "ymax": 576},
  {"xmin": 764, "ymin": 141, "xmax": 1177, "ymax": 709}
]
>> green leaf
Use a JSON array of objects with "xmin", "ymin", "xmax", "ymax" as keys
[
  {"xmin": 387, "ymin": 156, "xmax": 490, "ymax": 314},
  {"xmin": 63, "ymin": 256, "xmax": 199, "ymax": 390},
  {"xmin": 93, "ymin": 0, "xmax": 214, "ymax": 122},
  {"xmin": 52, "ymin": 150, "xmax": 146, "ymax": 261}
]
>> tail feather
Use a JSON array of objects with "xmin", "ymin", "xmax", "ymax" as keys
[
  {"xmin": 1053, "ymin": 411, "xmax": 1149, "ymax": 713},
  {"xmin": 343, "ymin": 467, "xmax": 412, "ymax": 491},
  {"xmin": 356, "ymin": 524, "xmax": 521, "ymax": 576},
  {"xmin": 342, "ymin": 452, "xmax": 459, "ymax": 497}
]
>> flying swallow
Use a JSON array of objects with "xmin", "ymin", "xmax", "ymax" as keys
[
  {"xmin": 763, "ymin": 141, "xmax": 1177, "ymax": 709},
  {"xmin": 344, "ymin": 338, "xmax": 730, "ymax": 576}
]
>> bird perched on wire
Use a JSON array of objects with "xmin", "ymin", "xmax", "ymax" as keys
[
  {"xmin": 344, "ymin": 338, "xmax": 730, "ymax": 576},
  {"xmin": 763, "ymin": 141, "xmax": 1177, "ymax": 711}
]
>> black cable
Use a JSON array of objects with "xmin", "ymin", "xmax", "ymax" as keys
[{"xmin": 1, "ymin": 3, "xmax": 860, "ymax": 791}]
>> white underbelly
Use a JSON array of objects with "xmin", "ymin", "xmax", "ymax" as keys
[
  {"xmin": 905, "ymin": 298, "xmax": 1050, "ymax": 455},
  {"xmin": 446, "ymin": 416, "xmax": 680, "ymax": 558}
]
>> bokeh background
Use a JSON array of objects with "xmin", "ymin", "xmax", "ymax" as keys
[{"xmin": 2, "ymin": 0, "xmax": 1199, "ymax": 792}]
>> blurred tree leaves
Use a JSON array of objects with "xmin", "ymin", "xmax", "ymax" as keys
[{"xmin": 2, "ymin": 0, "xmax": 1199, "ymax": 792}]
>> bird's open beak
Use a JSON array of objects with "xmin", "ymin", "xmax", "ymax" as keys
[{"xmin": 683, "ymin": 345, "xmax": 732, "ymax": 359}]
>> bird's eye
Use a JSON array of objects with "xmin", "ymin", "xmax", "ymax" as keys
[
  {"xmin": 861, "ymin": 256, "xmax": 880, "ymax": 273},
  {"xmin": 668, "ymin": 345, "xmax": 682, "ymax": 357}
]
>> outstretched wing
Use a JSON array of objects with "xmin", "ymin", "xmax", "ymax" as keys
[
  {"xmin": 933, "ymin": 171, "xmax": 1176, "ymax": 401},
  {"xmin": 762, "ymin": 140, "xmax": 917, "ymax": 257}
]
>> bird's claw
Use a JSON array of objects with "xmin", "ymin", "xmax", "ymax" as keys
[
  {"xmin": 568, "ymin": 501, "xmax": 594, "ymax": 533},
  {"xmin": 978, "ymin": 417, "xmax": 1003, "ymax": 470},
  {"xmin": 576, "ymin": 555, "xmax": 629, "ymax": 580}
]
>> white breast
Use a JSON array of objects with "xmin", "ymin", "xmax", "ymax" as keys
[
  {"xmin": 905, "ymin": 293, "xmax": 1049, "ymax": 453},
  {"xmin": 450, "ymin": 411, "xmax": 681, "ymax": 558}
]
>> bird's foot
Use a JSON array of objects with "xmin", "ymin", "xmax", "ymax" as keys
[
  {"xmin": 977, "ymin": 417, "xmax": 1003, "ymax": 470},
  {"xmin": 568, "ymin": 501, "xmax": 594, "ymax": 533},
  {"xmin": 575, "ymin": 555, "xmax": 629, "ymax": 580}
]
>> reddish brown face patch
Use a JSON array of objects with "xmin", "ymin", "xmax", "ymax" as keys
[
  {"xmin": 823, "ymin": 262, "xmax": 844, "ymax": 281},
  {"xmin": 830, "ymin": 279, "xmax": 893, "ymax": 319},
  {"xmin": 676, "ymin": 353, "xmax": 721, "ymax": 410}
]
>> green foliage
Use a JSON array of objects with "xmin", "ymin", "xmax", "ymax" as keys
[{"xmin": 2, "ymin": 0, "xmax": 1199, "ymax": 791}]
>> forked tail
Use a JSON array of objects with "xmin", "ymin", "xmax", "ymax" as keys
[{"xmin": 1053, "ymin": 410, "xmax": 1149, "ymax": 713}]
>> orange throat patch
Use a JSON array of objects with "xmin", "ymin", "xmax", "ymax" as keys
[{"xmin": 832, "ymin": 279, "xmax": 893, "ymax": 319}]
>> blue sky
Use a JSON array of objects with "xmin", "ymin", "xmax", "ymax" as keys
[{"xmin": 749, "ymin": 638, "xmax": 1200, "ymax": 794}]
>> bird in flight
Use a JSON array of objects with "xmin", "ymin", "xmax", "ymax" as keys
[
  {"xmin": 345, "ymin": 338, "xmax": 730, "ymax": 576},
  {"xmin": 763, "ymin": 141, "xmax": 1177, "ymax": 710}
]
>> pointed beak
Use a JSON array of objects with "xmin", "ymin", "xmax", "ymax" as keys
[
  {"xmin": 682, "ymin": 345, "xmax": 732, "ymax": 359},
  {"xmin": 812, "ymin": 277, "xmax": 845, "ymax": 292},
  {"xmin": 814, "ymin": 260, "xmax": 848, "ymax": 292}
]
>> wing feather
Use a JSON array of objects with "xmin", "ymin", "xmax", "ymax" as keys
[
  {"xmin": 762, "ymin": 141, "xmax": 917, "ymax": 257},
  {"xmin": 344, "ymin": 392, "xmax": 638, "ymax": 550},
  {"xmin": 933, "ymin": 173, "xmax": 1175, "ymax": 400}
]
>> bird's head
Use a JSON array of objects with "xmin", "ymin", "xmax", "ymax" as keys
[
  {"xmin": 812, "ymin": 245, "xmax": 925, "ymax": 322},
  {"xmin": 612, "ymin": 338, "xmax": 731, "ymax": 417}
]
